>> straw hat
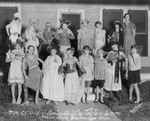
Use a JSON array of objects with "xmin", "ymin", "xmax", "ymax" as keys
[
  {"xmin": 14, "ymin": 12, "xmax": 21, "ymax": 20},
  {"xmin": 29, "ymin": 18, "xmax": 38, "ymax": 25},
  {"xmin": 60, "ymin": 20, "xmax": 71, "ymax": 28}
]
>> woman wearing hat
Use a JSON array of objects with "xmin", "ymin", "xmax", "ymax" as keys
[
  {"xmin": 123, "ymin": 13, "xmax": 136, "ymax": 56},
  {"xmin": 105, "ymin": 43, "xmax": 127, "ymax": 93},
  {"xmin": 108, "ymin": 21, "xmax": 123, "ymax": 50},
  {"xmin": 56, "ymin": 20, "xmax": 75, "ymax": 59},
  {"xmin": 6, "ymin": 12, "xmax": 22, "ymax": 44},
  {"xmin": 25, "ymin": 18, "xmax": 39, "ymax": 56},
  {"xmin": 77, "ymin": 19, "xmax": 94, "ymax": 53},
  {"xmin": 37, "ymin": 22, "xmax": 56, "ymax": 60}
]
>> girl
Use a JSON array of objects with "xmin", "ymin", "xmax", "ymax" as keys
[
  {"xmin": 94, "ymin": 49, "xmax": 107, "ymax": 104},
  {"xmin": 41, "ymin": 46, "xmax": 65, "ymax": 105},
  {"xmin": 22, "ymin": 45, "xmax": 43, "ymax": 105},
  {"xmin": 79, "ymin": 45, "xmax": 94, "ymax": 103},
  {"xmin": 126, "ymin": 44, "xmax": 141, "ymax": 104},
  {"xmin": 93, "ymin": 21, "xmax": 106, "ymax": 55},
  {"xmin": 6, "ymin": 42, "xmax": 24, "ymax": 104},
  {"xmin": 63, "ymin": 48, "xmax": 81, "ymax": 105}
]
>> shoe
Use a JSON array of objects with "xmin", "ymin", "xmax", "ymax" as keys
[
  {"xmin": 129, "ymin": 99, "xmax": 134, "ymax": 104},
  {"xmin": 66, "ymin": 101, "xmax": 70, "ymax": 105},
  {"xmin": 21, "ymin": 101, "xmax": 29, "ymax": 105},
  {"xmin": 93, "ymin": 99, "xmax": 99, "ymax": 103},
  {"xmin": 100, "ymin": 99, "xmax": 104, "ymax": 104},
  {"xmin": 46, "ymin": 100, "xmax": 51, "ymax": 104},
  {"xmin": 81, "ymin": 98, "xmax": 86, "ymax": 104},
  {"xmin": 54, "ymin": 101, "xmax": 58, "ymax": 105},
  {"xmin": 134, "ymin": 100, "xmax": 141, "ymax": 104},
  {"xmin": 12, "ymin": 100, "xmax": 16, "ymax": 104}
]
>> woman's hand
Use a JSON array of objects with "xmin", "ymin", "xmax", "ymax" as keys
[{"xmin": 25, "ymin": 75, "xmax": 29, "ymax": 80}]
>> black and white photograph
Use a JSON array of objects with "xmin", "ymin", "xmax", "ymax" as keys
[{"xmin": 0, "ymin": 0, "xmax": 150, "ymax": 121}]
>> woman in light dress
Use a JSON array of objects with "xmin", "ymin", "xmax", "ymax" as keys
[
  {"xmin": 77, "ymin": 19, "xmax": 94, "ymax": 54},
  {"xmin": 6, "ymin": 42, "xmax": 24, "ymax": 104},
  {"xmin": 105, "ymin": 43, "xmax": 127, "ymax": 94},
  {"xmin": 93, "ymin": 21, "xmax": 106, "ymax": 55},
  {"xmin": 6, "ymin": 13, "xmax": 22, "ymax": 44},
  {"xmin": 63, "ymin": 48, "xmax": 82, "ymax": 105},
  {"xmin": 41, "ymin": 46, "xmax": 65, "ymax": 105},
  {"xmin": 25, "ymin": 18, "xmax": 39, "ymax": 56}
]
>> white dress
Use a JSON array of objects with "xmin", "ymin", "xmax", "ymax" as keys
[
  {"xmin": 41, "ymin": 55, "xmax": 65, "ymax": 101},
  {"xmin": 7, "ymin": 49, "xmax": 24, "ymax": 84}
]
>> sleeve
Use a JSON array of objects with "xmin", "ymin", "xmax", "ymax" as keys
[
  {"xmin": 57, "ymin": 56, "xmax": 62, "ymax": 66},
  {"xmin": 132, "ymin": 23, "xmax": 136, "ymax": 31},
  {"xmin": 6, "ymin": 50, "xmax": 11, "ymax": 59},
  {"xmin": 25, "ymin": 28, "xmax": 31, "ymax": 40}
]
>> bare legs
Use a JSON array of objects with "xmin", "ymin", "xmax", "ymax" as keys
[
  {"xmin": 16, "ymin": 84, "xmax": 22, "ymax": 104},
  {"xmin": 129, "ymin": 83, "xmax": 141, "ymax": 103},
  {"xmin": 11, "ymin": 84, "xmax": 16, "ymax": 104}
]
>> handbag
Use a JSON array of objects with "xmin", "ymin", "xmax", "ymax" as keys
[{"xmin": 76, "ymin": 64, "xmax": 86, "ymax": 77}]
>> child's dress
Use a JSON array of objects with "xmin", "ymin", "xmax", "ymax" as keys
[
  {"xmin": 79, "ymin": 54, "xmax": 94, "ymax": 81},
  {"xmin": 24, "ymin": 55, "xmax": 42, "ymax": 90},
  {"xmin": 41, "ymin": 55, "xmax": 65, "ymax": 101},
  {"xmin": 7, "ymin": 48, "xmax": 24, "ymax": 84},
  {"xmin": 64, "ymin": 57, "xmax": 82, "ymax": 104}
]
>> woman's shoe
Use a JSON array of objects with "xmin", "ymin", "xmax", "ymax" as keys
[
  {"xmin": 16, "ymin": 99, "xmax": 22, "ymax": 104},
  {"xmin": 129, "ymin": 99, "xmax": 134, "ymax": 104},
  {"xmin": 134, "ymin": 100, "xmax": 141, "ymax": 104},
  {"xmin": 21, "ymin": 101, "xmax": 29, "ymax": 105},
  {"xmin": 12, "ymin": 100, "xmax": 16, "ymax": 104},
  {"xmin": 93, "ymin": 99, "xmax": 99, "ymax": 103},
  {"xmin": 66, "ymin": 101, "xmax": 70, "ymax": 105},
  {"xmin": 81, "ymin": 98, "xmax": 86, "ymax": 104},
  {"xmin": 100, "ymin": 99, "xmax": 104, "ymax": 104},
  {"xmin": 46, "ymin": 100, "xmax": 51, "ymax": 104}
]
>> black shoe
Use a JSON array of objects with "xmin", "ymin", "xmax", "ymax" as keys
[
  {"xmin": 93, "ymin": 99, "xmax": 99, "ymax": 103},
  {"xmin": 66, "ymin": 101, "xmax": 70, "ymax": 105},
  {"xmin": 134, "ymin": 100, "xmax": 141, "ymax": 104}
]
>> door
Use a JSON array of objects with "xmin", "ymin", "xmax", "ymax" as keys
[
  {"xmin": 62, "ymin": 13, "xmax": 81, "ymax": 52},
  {"xmin": 0, "ymin": 7, "xmax": 18, "ymax": 55}
]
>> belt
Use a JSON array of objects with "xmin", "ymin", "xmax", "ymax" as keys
[{"xmin": 29, "ymin": 65, "xmax": 38, "ymax": 70}]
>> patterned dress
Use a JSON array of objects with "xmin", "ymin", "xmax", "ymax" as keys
[
  {"xmin": 7, "ymin": 49, "xmax": 24, "ymax": 84},
  {"xmin": 123, "ymin": 22, "xmax": 136, "ymax": 56},
  {"xmin": 24, "ymin": 56, "xmax": 42, "ymax": 90},
  {"xmin": 41, "ymin": 55, "xmax": 65, "ymax": 101},
  {"xmin": 79, "ymin": 54, "xmax": 94, "ymax": 81},
  {"xmin": 64, "ymin": 57, "xmax": 82, "ymax": 104},
  {"xmin": 77, "ymin": 27, "xmax": 94, "ymax": 50}
]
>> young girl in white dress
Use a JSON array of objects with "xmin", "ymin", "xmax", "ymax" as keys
[
  {"xmin": 79, "ymin": 45, "xmax": 94, "ymax": 103},
  {"xmin": 6, "ymin": 42, "xmax": 24, "ymax": 104},
  {"xmin": 41, "ymin": 46, "xmax": 65, "ymax": 105}
]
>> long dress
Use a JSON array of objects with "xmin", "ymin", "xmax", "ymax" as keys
[
  {"xmin": 24, "ymin": 56, "xmax": 42, "ymax": 90},
  {"xmin": 41, "ymin": 55, "xmax": 65, "ymax": 101},
  {"xmin": 7, "ymin": 49, "xmax": 24, "ymax": 84},
  {"xmin": 25, "ymin": 26, "xmax": 39, "ymax": 56},
  {"xmin": 123, "ymin": 22, "xmax": 136, "ymax": 56},
  {"xmin": 94, "ymin": 28, "xmax": 106, "ymax": 50},
  {"xmin": 77, "ymin": 27, "xmax": 94, "ymax": 50},
  {"xmin": 104, "ymin": 50, "xmax": 126, "ymax": 91},
  {"xmin": 64, "ymin": 57, "xmax": 82, "ymax": 104}
]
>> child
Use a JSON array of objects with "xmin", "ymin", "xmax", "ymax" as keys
[
  {"xmin": 79, "ymin": 45, "xmax": 94, "ymax": 103},
  {"xmin": 126, "ymin": 44, "xmax": 141, "ymax": 104},
  {"xmin": 41, "ymin": 46, "xmax": 65, "ymax": 105},
  {"xmin": 6, "ymin": 42, "xmax": 24, "ymax": 104},
  {"xmin": 22, "ymin": 45, "xmax": 43, "ymax": 105},
  {"xmin": 94, "ymin": 49, "xmax": 107, "ymax": 104},
  {"xmin": 63, "ymin": 48, "xmax": 81, "ymax": 105}
]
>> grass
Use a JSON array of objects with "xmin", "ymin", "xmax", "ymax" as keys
[{"xmin": 112, "ymin": 102, "xmax": 150, "ymax": 121}]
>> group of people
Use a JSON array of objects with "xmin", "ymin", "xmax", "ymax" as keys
[{"xmin": 5, "ymin": 12, "xmax": 141, "ymax": 105}]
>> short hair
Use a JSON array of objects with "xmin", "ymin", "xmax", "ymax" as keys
[
  {"xmin": 131, "ymin": 44, "xmax": 137, "ymax": 50},
  {"xmin": 95, "ymin": 21, "xmax": 102, "ymax": 27},
  {"xmin": 27, "ymin": 45, "xmax": 35, "ymax": 50},
  {"xmin": 82, "ymin": 45, "xmax": 92, "ymax": 52},
  {"xmin": 14, "ymin": 17, "xmax": 20, "ymax": 21},
  {"xmin": 124, "ymin": 13, "xmax": 132, "ymax": 20},
  {"xmin": 66, "ymin": 47, "xmax": 75, "ymax": 53}
]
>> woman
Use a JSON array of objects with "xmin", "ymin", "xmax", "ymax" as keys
[
  {"xmin": 5, "ymin": 13, "xmax": 22, "ymax": 44},
  {"xmin": 25, "ymin": 18, "xmax": 39, "ymax": 56},
  {"xmin": 41, "ymin": 46, "xmax": 64, "ymax": 105},
  {"xmin": 56, "ymin": 20, "xmax": 75, "ymax": 59},
  {"xmin": 123, "ymin": 13, "xmax": 136, "ymax": 56},
  {"xmin": 77, "ymin": 19, "xmax": 94, "ymax": 52},
  {"xmin": 22, "ymin": 45, "xmax": 43, "ymax": 105},
  {"xmin": 93, "ymin": 21, "xmax": 106, "ymax": 55},
  {"xmin": 108, "ymin": 21, "xmax": 123, "ymax": 50},
  {"xmin": 105, "ymin": 43, "xmax": 127, "ymax": 93}
]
